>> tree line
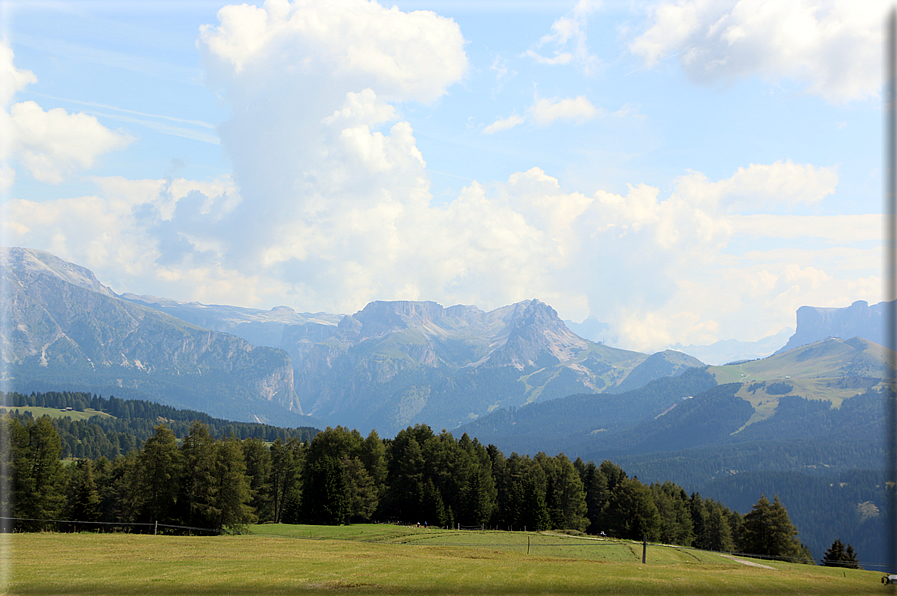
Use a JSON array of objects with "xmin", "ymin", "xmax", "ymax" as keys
[
  {"xmin": 1, "ymin": 390, "xmax": 317, "ymax": 460},
  {"xmin": 2, "ymin": 412, "xmax": 814, "ymax": 561}
]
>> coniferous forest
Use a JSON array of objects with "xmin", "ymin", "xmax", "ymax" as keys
[{"xmin": 1, "ymin": 391, "xmax": 816, "ymax": 564}]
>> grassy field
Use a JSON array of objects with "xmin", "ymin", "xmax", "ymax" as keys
[
  {"xmin": 0, "ymin": 406, "xmax": 113, "ymax": 422},
  {"xmin": 5, "ymin": 524, "xmax": 886, "ymax": 595}
]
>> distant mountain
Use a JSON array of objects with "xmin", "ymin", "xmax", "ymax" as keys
[
  {"xmin": 1, "ymin": 248, "xmax": 708, "ymax": 434},
  {"xmin": 672, "ymin": 328, "xmax": 794, "ymax": 366},
  {"xmin": 607, "ymin": 349, "xmax": 704, "ymax": 394},
  {"xmin": 0, "ymin": 247, "xmax": 307, "ymax": 425},
  {"xmin": 775, "ymin": 299, "xmax": 889, "ymax": 354},
  {"xmin": 455, "ymin": 367, "xmax": 719, "ymax": 456},
  {"xmin": 120, "ymin": 293, "xmax": 341, "ymax": 348},
  {"xmin": 279, "ymin": 299, "xmax": 692, "ymax": 434},
  {"xmin": 462, "ymin": 336, "xmax": 891, "ymax": 469}
]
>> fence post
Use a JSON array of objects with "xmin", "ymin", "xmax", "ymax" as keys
[
  {"xmin": 154, "ymin": 521, "xmax": 158, "ymax": 536},
  {"xmin": 642, "ymin": 535, "xmax": 647, "ymax": 564}
]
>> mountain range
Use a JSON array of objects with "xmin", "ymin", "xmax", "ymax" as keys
[
  {"xmin": 3, "ymin": 247, "xmax": 705, "ymax": 432},
  {"xmin": 2, "ymin": 246, "xmax": 890, "ymax": 436}
]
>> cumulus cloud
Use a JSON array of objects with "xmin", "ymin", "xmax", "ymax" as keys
[
  {"xmin": 630, "ymin": 0, "xmax": 885, "ymax": 103},
  {"xmin": 0, "ymin": 40, "xmax": 36, "ymax": 107},
  {"xmin": 8, "ymin": 101, "xmax": 134, "ymax": 184},
  {"xmin": 0, "ymin": 40, "xmax": 133, "ymax": 189},
  {"xmin": 198, "ymin": 0, "xmax": 467, "ymax": 103},
  {"xmin": 529, "ymin": 95, "xmax": 601, "ymax": 125}
]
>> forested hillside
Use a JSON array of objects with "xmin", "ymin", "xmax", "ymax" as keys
[{"xmin": 0, "ymin": 391, "xmax": 318, "ymax": 460}]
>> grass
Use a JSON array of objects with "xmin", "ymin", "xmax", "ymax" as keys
[
  {"xmin": 5, "ymin": 525, "xmax": 886, "ymax": 595},
  {"xmin": 0, "ymin": 406, "xmax": 113, "ymax": 422}
]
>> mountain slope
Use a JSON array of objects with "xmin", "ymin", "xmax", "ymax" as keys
[
  {"xmin": 279, "ymin": 299, "xmax": 668, "ymax": 434},
  {"xmin": 463, "ymin": 337, "xmax": 891, "ymax": 468},
  {"xmin": 120, "ymin": 293, "xmax": 341, "ymax": 349},
  {"xmin": 1, "ymin": 247, "xmax": 305, "ymax": 424}
]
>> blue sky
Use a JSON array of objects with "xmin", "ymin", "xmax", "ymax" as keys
[{"xmin": 0, "ymin": 0, "xmax": 887, "ymax": 353}]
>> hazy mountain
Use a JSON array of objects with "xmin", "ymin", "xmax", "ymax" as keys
[
  {"xmin": 775, "ymin": 299, "xmax": 889, "ymax": 354},
  {"xmin": 1, "ymin": 248, "xmax": 710, "ymax": 434},
  {"xmin": 671, "ymin": 327, "xmax": 794, "ymax": 366},
  {"xmin": 120, "ymin": 293, "xmax": 341, "ymax": 348},
  {"xmin": 278, "ymin": 299, "xmax": 684, "ymax": 434},
  {"xmin": 607, "ymin": 349, "xmax": 704, "ymax": 394},
  {"xmin": 0, "ymin": 247, "xmax": 306, "ymax": 424}
]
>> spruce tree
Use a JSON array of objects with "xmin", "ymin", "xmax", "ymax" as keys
[
  {"xmin": 10, "ymin": 416, "xmax": 66, "ymax": 530},
  {"xmin": 603, "ymin": 478, "xmax": 662, "ymax": 541},
  {"xmin": 740, "ymin": 495, "xmax": 803, "ymax": 560},
  {"xmin": 822, "ymin": 539, "xmax": 861, "ymax": 569},
  {"xmin": 66, "ymin": 459, "xmax": 100, "ymax": 530},
  {"xmin": 135, "ymin": 424, "xmax": 180, "ymax": 527}
]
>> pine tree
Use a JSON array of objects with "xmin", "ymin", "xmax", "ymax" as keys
[
  {"xmin": 575, "ymin": 458, "xmax": 608, "ymax": 535},
  {"xmin": 10, "ymin": 416, "xmax": 66, "ymax": 530},
  {"xmin": 602, "ymin": 478, "xmax": 662, "ymax": 541},
  {"xmin": 179, "ymin": 421, "xmax": 217, "ymax": 529},
  {"xmin": 740, "ymin": 495, "xmax": 804, "ymax": 560},
  {"xmin": 343, "ymin": 456, "xmax": 379, "ymax": 521},
  {"xmin": 135, "ymin": 424, "xmax": 180, "ymax": 526},
  {"xmin": 269, "ymin": 438, "xmax": 304, "ymax": 524},
  {"xmin": 66, "ymin": 459, "xmax": 100, "ymax": 530},
  {"xmin": 212, "ymin": 437, "xmax": 254, "ymax": 532},
  {"xmin": 242, "ymin": 437, "xmax": 272, "ymax": 522},
  {"xmin": 301, "ymin": 455, "xmax": 348, "ymax": 525},
  {"xmin": 822, "ymin": 538, "xmax": 861, "ymax": 569}
]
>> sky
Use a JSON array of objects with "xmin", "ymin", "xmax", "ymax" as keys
[{"xmin": 0, "ymin": 0, "xmax": 888, "ymax": 353}]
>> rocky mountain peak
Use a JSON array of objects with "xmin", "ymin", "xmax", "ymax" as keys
[
  {"xmin": 484, "ymin": 299, "xmax": 588, "ymax": 369},
  {"xmin": 1, "ymin": 247, "xmax": 115, "ymax": 298},
  {"xmin": 776, "ymin": 299, "xmax": 887, "ymax": 354}
]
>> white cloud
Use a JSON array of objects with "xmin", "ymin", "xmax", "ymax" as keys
[
  {"xmin": 199, "ymin": 0, "xmax": 467, "ymax": 103},
  {"xmin": 669, "ymin": 160, "xmax": 839, "ymax": 212},
  {"xmin": 8, "ymin": 101, "xmax": 134, "ymax": 184},
  {"xmin": 630, "ymin": 0, "xmax": 885, "ymax": 103},
  {"xmin": 0, "ymin": 40, "xmax": 37, "ymax": 107},
  {"xmin": 489, "ymin": 55, "xmax": 516, "ymax": 93},
  {"xmin": 525, "ymin": 0, "xmax": 601, "ymax": 73},
  {"xmin": 485, "ymin": 94, "xmax": 601, "ymax": 133},
  {"xmin": 0, "ymin": 40, "xmax": 134, "ymax": 188},
  {"xmin": 524, "ymin": 50, "xmax": 574, "ymax": 66},
  {"xmin": 529, "ymin": 95, "xmax": 600, "ymax": 125},
  {"xmin": 483, "ymin": 114, "xmax": 524, "ymax": 134}
]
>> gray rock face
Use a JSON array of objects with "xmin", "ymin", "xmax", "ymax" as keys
[
  {"xmin": 278, "ymin": 298, "xmax": 687, "ymax": 434},
  {"xmin": 1, "ymin": 247, "xmax": 303, "ymax": 424},
  {"xmin": 775, "ymin": 300, "xmax": 888, "ymax": 354}
]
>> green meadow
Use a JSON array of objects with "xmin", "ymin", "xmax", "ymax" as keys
[
  {"xmin": 0, "ymin": 406, "xmax": 112, "ymax": 422},
  {"xmin": 5, "ymin": 525, "xmax": 886, "ymax": 595}
]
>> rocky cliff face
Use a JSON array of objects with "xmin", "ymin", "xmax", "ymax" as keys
[
  {"xmin": 278, "ymin": 298, "xmax": 673, "ymax": 434},
  {"xmin": 775, "ymin": 300, "xmax": 888, "ymax": 354},
  {"xmin": 1, "ymin": 248, "xmax": 303, "ymax": 424}
]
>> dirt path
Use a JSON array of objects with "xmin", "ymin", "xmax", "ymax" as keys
[{"xmin": 720, "ymin": 554, "xmax": 776, "ymax": 569}]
